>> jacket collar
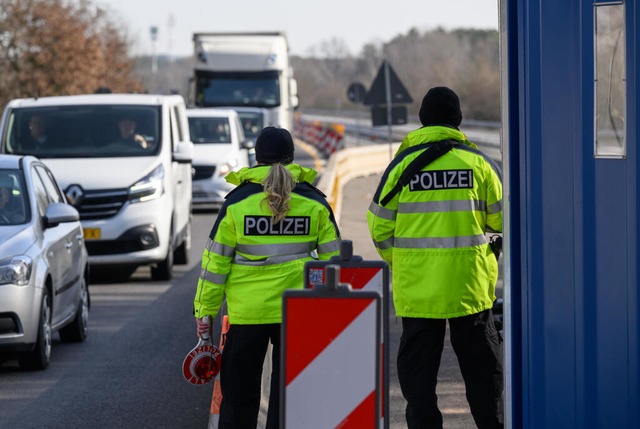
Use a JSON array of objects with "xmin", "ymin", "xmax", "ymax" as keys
[
  {"xmin": 225, "ymin": 163, "xmax": 318, "ymax": 186},
  {"xmin": 395, "ymin": 125, "xmax": 478, "ymax": 157}
]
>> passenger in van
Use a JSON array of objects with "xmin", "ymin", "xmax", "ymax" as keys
[
  {"xmin": 21, "ymin": 115, "xmax": 49, "ymax": 151},
  {"xmin": 115, "ymin": 117, "xmax": 149, "ymax": 149},
  {"xmin": 207, "ymin": 122, "xmax": 230, "ymax": 143}
]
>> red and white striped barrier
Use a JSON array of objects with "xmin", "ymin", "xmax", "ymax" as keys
[
  {"xmin": 282, "ymin": 265, "xmax": 381, "ymax": 429},
  {"xmin": 293, "ymin": 116, "xmax": 346, "ymax": 158},
  {"xmin": 305, "ymin": 241, "xmax": 390, "ymax": 429}
]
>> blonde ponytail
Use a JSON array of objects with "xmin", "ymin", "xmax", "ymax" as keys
[{"xmin": 262, "ymin": 163, "xmax": 296, "ymax": 223}]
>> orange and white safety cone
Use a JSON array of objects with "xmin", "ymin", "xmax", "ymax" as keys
[{"xmin": 209, "ymin": 315, "xmax": 230, "ymax": 429}]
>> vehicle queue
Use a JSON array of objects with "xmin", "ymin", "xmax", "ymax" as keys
[{"xmin": 0, "ymin": 93, "xmax": 309, "ymax": 374}]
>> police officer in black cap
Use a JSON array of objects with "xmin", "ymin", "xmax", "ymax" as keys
[
  {"xmin": 194, "ymin": 126, "xmax": 341, "ymax": 429},
  {"xmin": 368, "ymin": 87, "xmax": 504, "ymax": 429},
  {"xmin": 254, "ymin": 126, "xmax": 295, "ymax": 164}
]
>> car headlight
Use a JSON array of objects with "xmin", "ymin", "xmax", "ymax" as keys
[
  {"xmin": 218, "ymin": 163, "xmax": 231, "ymax": 175},
  {"xmin": 129, "ymin": 164, "xmax": 164, "ymax": 203},
  {"xmin": 0, "ymin": 256, "xmax": 32, "ymax": 286},
  {"xmin": 218, "ymin": 160, "xmax": 237, "ymax": 176}
]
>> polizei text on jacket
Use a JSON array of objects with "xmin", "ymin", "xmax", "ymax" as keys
[
  {"xmin": 409, "ymin": 169, "xmax": 474, "ymax": 191},
  {"xmin": 244, "ymin": 216, "xmax": 311, "ymax": 236}
]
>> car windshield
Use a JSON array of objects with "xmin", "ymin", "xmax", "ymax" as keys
[
  {"xmin": 0, "ymin": 169, "xmax": 29, "ymax": 225},
  {"xmin": 237, "ymin": 112, "xmax": 264, "ymax": 139},
  {"xmin": 3, "ymin": 105, "xmax": 161, "ymax": 158},
  {"xmin": 188, "ymin": 117, "xmax": 232, "ymax": 144}
]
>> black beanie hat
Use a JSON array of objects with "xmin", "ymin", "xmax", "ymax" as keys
[
  {"xmin": 418, "ymin": 86, "xmax": 463, "ymax": 127},
  {"xmin": 255, "ymin": 126, "xmax": 295, "ymax": 164}
]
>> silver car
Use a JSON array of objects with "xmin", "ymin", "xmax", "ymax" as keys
[{"xmin": 0, "ymin": 154, "xmax": 89, "ymax": 370}]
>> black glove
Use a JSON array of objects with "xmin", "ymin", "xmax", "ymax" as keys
[{"xmin": 489, "ymin": 235, "xmax": 503, "ymax": 261}]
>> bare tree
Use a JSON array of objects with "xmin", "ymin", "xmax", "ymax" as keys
[
  {"xmin": 0, "ymin": 0, "xmax": 141, "ymax": 108},
  {"xmin": 315, "ymin": 37, "xmax": 356, "ymax": 111},
  {"xmin": 292, "ymin": 28, "xmax": 499, "ymax": 121}
]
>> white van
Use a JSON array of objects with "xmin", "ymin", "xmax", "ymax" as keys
[
  {"xmin": 226, "ymin": 106, "xmax": 268, "ymax": 166},
  {"xmin": 187, "ymin": 108, "xmax": 251, "ymax": 208},
  {"xmin": 0, "ymin": 94, "xmax": 193, "ymax": 281}
]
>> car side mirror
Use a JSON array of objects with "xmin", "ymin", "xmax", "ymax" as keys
[
  {"xmin": 173, "ymin": 141, "xmax": 194, "ymax": 164},
  {"xmin": 291, "ymin": 95, "xmax": 299, "ymax": 110},
  {"xmin": 44, "ymin": 202, "xmax": 79, "ymax": 228}
]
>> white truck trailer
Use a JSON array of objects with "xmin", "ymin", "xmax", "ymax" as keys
[{"xmin": 192, "ymin": 32, "xmax": 299, "ymax": 130}]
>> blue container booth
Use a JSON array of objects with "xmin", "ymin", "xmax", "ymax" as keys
[{"xmin": 503, "ymin": 1, "xmax": 639, "ymax": 427}]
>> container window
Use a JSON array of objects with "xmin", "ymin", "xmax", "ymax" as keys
[{"xmin": 594, "ymin": 2, "xmax": 626, "ymax": 159}]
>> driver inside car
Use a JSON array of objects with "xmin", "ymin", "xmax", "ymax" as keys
[
  {"xmin": 115, "ymin": 117, "xmax": 149, "ymax": 149},
  {"xmin": 0, "ymin": 177, "xmax": 23, "ymax": 224}
]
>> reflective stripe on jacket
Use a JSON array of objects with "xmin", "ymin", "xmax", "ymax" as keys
[
  {"xmin": 194, "ymin": 164, "xmax": 341, "ymax": 324},
  {"xmin": 367, "ymin": 126, "xmax": 503, "ymax": 318}
]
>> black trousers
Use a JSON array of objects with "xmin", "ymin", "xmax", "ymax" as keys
[
  {"xmin": 397, "ymin": 310, "xmax": 504, "ymax": 429},
  {"xmin": 219, "ymin": 324, "xmax": 280, "ymax": 429}
]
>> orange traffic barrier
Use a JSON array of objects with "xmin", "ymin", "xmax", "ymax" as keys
[{"xmin": 209, "ymin": 315, "xmax": 230, "ymax": 427}]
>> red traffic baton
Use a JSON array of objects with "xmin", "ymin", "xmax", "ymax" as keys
[{"xmin": 182, "ymin": 315, "xmax": 222, "ymax": 385}]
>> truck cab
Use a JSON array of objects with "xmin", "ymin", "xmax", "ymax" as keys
[{"xmin": 192, "ymin": 32, "xmax": 299, "ymax": 130}]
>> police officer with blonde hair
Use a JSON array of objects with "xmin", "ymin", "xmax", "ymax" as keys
[
  {"xmin": 368, "ymin": 87, "xmax": 504, "ymax": 429},
  {"xmin": 193, "ymin": 126, "xmax": 341, "ymax": 428}
]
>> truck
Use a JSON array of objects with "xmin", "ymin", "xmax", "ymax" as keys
[{"xmin": 192, "ymin": 32, "xmax": 299, "ymax": 131}]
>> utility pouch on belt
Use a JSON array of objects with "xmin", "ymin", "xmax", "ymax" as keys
[{"xmin": 379, "ymin": 140, "xmax": 454, "ymax": 207}]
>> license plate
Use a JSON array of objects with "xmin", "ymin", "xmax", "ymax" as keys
[{"xmin": 83, "ymin": 228, "xmax": 101, "ymax": 240}]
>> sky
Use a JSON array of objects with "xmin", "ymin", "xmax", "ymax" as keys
[{"xmin": 100, "ymin": 0, "xmax": 499, "ymax": 58}]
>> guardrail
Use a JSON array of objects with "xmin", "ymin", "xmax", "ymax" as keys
[
  {"xmin": 316, "ymin": 143, "xmax": 400, "ymax": 223},
  {"xmin": 302, "ymin": 109, "xmax": 501, "ymax": 130},
  {"xmin": 302, "ymin": 114, "xmax": 502, "ymax": 223},
  {"xmin": 297, "ymin": 113, "xmax": 501, "ymax": 152}
]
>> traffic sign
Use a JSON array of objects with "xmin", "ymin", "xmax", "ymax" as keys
[
  {"xmin": 363, "ymin": 60, "xmax": 413, "ymax": 106},
  {"xmin": 347, "ymin": 82, "xmax": 367, "ymax": 103},
  {"xmin": 371, "ymin": 105, "xmax": 408, "ymax": 127}
]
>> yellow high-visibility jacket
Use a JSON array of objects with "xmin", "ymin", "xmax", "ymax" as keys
[
  {"xmin": 194, "ymin": 164, "xmax": 341, "ymax": 324},
  {"xmin": 367, "ymin": 126, "xmax": 503, "ymax": 318}
]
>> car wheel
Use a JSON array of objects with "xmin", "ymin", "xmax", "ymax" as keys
[
  {"xmin": 151, "ymin": 242, "xmax": 174, "ymax": 281},
  {"xmin": 19, "ymin": 288, "xmax": 52, "ymax": 371},
  {"xmin": 59, "ymin": 278, "xmax": 89, "ymax": 343},
  {"xmin": 174, "ymin": 218, "xmax": 191, "ymax": 265}
]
